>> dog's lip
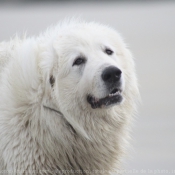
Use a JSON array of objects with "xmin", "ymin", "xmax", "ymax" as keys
[{"xmin": 87, "ymin": 89, "xmax": 123, "ymax": 109}]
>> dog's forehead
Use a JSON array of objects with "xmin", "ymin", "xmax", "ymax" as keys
[
  {"xmin": 54, "ymin": 24, "xmax": 123, "ymax": 59},
  {"xmin": 59, "ymin": 31, "xmax": 112, "ymax": 52}
]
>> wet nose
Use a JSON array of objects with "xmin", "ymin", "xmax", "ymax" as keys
[{"xmin": 101, "ymin": 66, "xmax": 122, "ymax": 83}]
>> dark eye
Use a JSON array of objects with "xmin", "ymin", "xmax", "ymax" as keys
[
  {"xmin": 105, "ymin": 48, "xmax": 113, "ymax": 55},
  {"xmin": 73, "ymin": 57, "xmax": 86, "ymax": 66}
]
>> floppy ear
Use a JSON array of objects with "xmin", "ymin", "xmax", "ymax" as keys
[
  {"xmin": 39, "ymin": 43, "xmax": 59, "ymax": 109},
  {"xmin": 38, "ymin": 39, "xmax": 58, "ymax": 81}
]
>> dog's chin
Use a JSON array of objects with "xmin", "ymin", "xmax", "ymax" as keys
[{"xmin": 87, "ymin": 88, "xmax": 123, "ymax": 109}]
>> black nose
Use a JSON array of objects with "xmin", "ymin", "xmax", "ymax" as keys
[{"xmin": 101, "ymin": 66, "xmax": 122, "ymax": 83}]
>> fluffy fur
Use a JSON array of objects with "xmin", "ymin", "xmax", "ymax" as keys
[{"xmin": 0, "ymin": 20, "xmax": 139, "ymax": 174}]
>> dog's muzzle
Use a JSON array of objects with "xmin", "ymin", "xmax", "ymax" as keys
[{"xmin": 87, "ymin": 66, "xmax": 123, "ymax": 109}]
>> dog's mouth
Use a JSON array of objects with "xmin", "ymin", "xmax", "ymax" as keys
[{"xmin": 87, "ymin": 88, "xmax": 123, "ymax": 109}]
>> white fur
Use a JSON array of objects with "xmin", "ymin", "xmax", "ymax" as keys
[{"xmin": 0, "ymin": 20, "xmax": 139, "ymax": 174}]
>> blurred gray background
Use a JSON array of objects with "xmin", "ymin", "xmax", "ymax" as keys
[{"xmin": 0, "ymin": 1, "xmax": 174, "ymax": 174}]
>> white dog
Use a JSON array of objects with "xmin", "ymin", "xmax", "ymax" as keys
[{"xmin": 0, "ymin": 20, "xmax": 139, "ymax": 174}]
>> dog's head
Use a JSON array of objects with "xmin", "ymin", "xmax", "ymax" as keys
[{"xmin": 41, "ymin": 21, "xmax": 137, "ymax": 114}]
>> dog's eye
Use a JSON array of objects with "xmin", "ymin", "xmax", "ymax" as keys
[
  {"xmin": 105, "ymin": 48, "xmax": 113, "ymax": 55},
  {"xmin": 73, "ymin": 57, "xmax": 86, "ymax": 66}
]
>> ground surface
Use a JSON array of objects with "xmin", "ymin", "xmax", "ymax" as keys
[{"xmin": 0, "ymin": 1, "xmax": 174, "ymax": 174}]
